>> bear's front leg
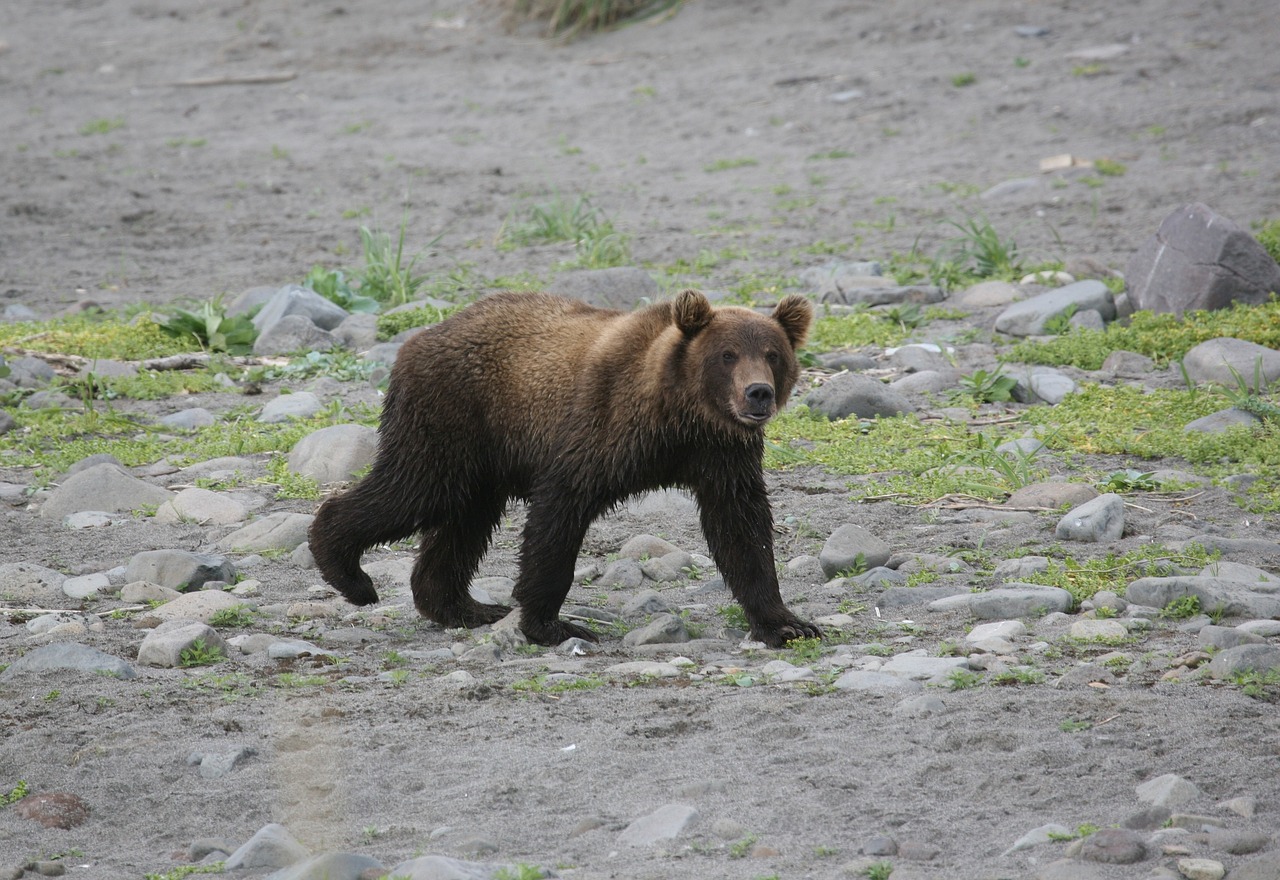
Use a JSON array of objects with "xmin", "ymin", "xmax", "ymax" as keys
[
  {"xmin": 695, "ymin": 465, "xmax": 822, "ymax": 648},
  {"xmin": 513, "ymin": 489, "xmax": 602, "ymax": 646}
]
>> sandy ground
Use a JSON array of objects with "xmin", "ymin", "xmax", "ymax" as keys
[{"xmin": 2, "ymin": 1, "xmax": 1280, "ymax": 878}]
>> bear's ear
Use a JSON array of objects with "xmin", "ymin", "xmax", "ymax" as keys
[
  {"xmin": 772, "ymin": 294, "xmax": 813, "ymax": 350},
  {"xmin": 673, "ymin": 289, "xmax": 714, "ymax": 337}
]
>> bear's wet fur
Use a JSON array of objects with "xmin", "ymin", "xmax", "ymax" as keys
[{"xmin": 308, "ymin": 289, "xmax": 821, "ymax": 647}]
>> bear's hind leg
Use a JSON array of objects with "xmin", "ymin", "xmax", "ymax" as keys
[
  {"xmin": 310, "ymin": 482, "xmax": 420, "ymax": 606},
  {"xmin": 513, "ymin": 493, "xmax": 602, "ymax": 646},
  {"xmin": 411, "ymin": 496, "xmax": 510, "ymax": 629}
]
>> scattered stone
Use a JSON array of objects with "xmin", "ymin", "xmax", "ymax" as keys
[
  {"xmin": 1218, "ymin": 796, "xmax": 1256, "ymax": 818},
  {"xmin": 547, "ymin": 266, "xmax": 661, "ymax": 310},
  {"xmin": 259, "ymin": 391, "xmax": 323, "ymax": 423},
  {"xmin": 1183, "ymin": 408, "xmax": 1263, "ymax": 434},
  {"xmin": 955, "ymin": 280, "xmax": 1021, "ymax": 308},
  {"xmin": 40, "ymin": 463, "xmax": 173, "ymax": 519},
  {"xmin": 1015, "ymin": 366, "xmax": 1079, "ymax": 404},
  {"xmin": 1102, "ymin": 350, "xmax": 1156, "ymax": 377},
  {"xmin": 1137, "ymin": 774, "xmax": 1201, "ymax": 808},
  {"xmin": 217, "ymin": 512, "xmax": 314, "ymax": 552},
  {"xmin": 224, "ymin": 823, "xmax": 310, "ymax": 870},
  {"xmin": 819, "ymin": 524, "xmax": 891, "ymax": 578},
  {"xmin": 287, "ymin": 424, "xmax": 378, "ymax": 483},
  {"xmin": 1006, "ymin": 481, "xmax": 1098, "ymax": 509},
  {"xmin": 1227, "ymin": 852, "xmax": 1280, "ymax": 880},
  {"xmin": 618, "ymin": 803, "xmax": 699, "ymax": 846},
  {"xmin": 1176, "ymin": 858, "xmax": 1225, "ymax": 880},
  {"xmin": 1206, "ymin": 827, "xmax": 1269, "ymax": 855},
  {"xmin": 159, "ymin": 407, "xmax": 218, "ymax": 431},
  {"xmin": 621, "ymin": 588, "xmax": 671, "ymax": 617},
  {"xmin": 1078, "ymin": 828, "xmax": 1147, "ymax": 864},
  {"xmin": 154, "ymin": 487, "xmax": 249, "ymax": 525},
  {"xmin": 1206, "ymin": 644, "xmax": 1280, "ymax": 678},
  {"xmin": 1125, "ymin": 202, "xmax": 1280, "ymax": 316},
  {"xmin": 952, "ymin": 584, "xmax": 1074, "ymax": 619},
  {"xmin": 880, "ymin": 652, "xmax": 969, "ymax": 680},
  {"xmin": 252, "ymin": 283, "xmax": 349, "ymax": 334},
  {"xmin": 622, "ymin": 613, "xmax": 690, "ymax": 646},
  {"xmin": 61, "ymin": 571, "xmax": 112, "ymax": 600},
  {"xmin": 333, "ymin": 312, "xmax": 380, "ymax": 350},
  {"xmin": 147, "ymin": 589, "xmax": 249, "ymax": 623},
  {"xmin": 833, "ymin": 670, "xmax": 924, "ymax": 694},
  {"xmin": 195, "ymin": 746, "xmax": 257, "ymax": 780},
  {"xmin": 1070, "ymin": 619, "xmax": 1129, "ymax": 641},
  {"xmin": 1198, "ymin": 624, "xmax": 1265, "ymax": 650},
  {"xmin": 253, "ymin": 314, "xmax": 339, "ymax": 356},
  {"xmin": 120, "ymin": 580, "xmax": 181, "ymax": 603},
  {"xmin": 598, "ymin": 558, "xmax": 644, "ymax": 589},
  {"xmin": 805, "ymin": 371, "xmax": 915, "ymax": 420},
  {"xmin": 137, "ymin": 621, "xmax": 230, "ymax": 668},
  {"xmin": 994, "ymin": 280, "xmax": 1115, "ymax": 336},
  {"xmin": 13, "ymin": 793, "xmax": 90, "ymax": 830},
  {"xmin": 384, "ymin": 855, "xmax": 526, "ymax": 880},
  {"xmin": 126, "ymin": 549, "xmax": 236, "ymax": 591},
  {"xmin": 1056, "ymin": 493, "xmax": 1125, "ymax": 542},
  {"xmin": 1126, "ymin": 576, "xmax": 1280, "ymax": 620},
  {"xmin": 606, "ymin": 661, "xmax": 683, "ymax": 678},
  {"xmin": 620, "ymin": 534, "xmax": 681, "ymax": 559},
  {"xmin": 1181, "ymin": 338, "xmax": 1280, "ymax": 390},
  {"xmin": 0, "ymin": 642, "xmax": 136, "ymax": 682},
  {"xmin": 1006, "ymin": 823, "xmax": 1074, "ymax": 854}
]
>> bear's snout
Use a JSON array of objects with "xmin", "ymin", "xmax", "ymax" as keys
[{"xmin": 742, "ymin": 382, "xmax": 776, "ymax": 422}]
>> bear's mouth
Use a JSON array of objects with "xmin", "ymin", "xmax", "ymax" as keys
[{"xmin": 736, "ymin": 409, "xmax": 773, "ymax": 427}]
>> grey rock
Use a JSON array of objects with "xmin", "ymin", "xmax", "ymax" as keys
[
  {"xmin": 819, "ymin": 351, "xmax": 878, "ymax": 372},
  {"xmin": 40, "ymin": 463, "xmax": 174, "ymax": 519},
  {"xmin": 1078, "ymin": 828, "xmax": 1146, "ymax": 864},
  {"xmin": 148, "ymin": 590, "xmax": 249, "ymax": 623},
  {"xmin": 159, "ymin": 407, "xmax": 218, "ymax": 431},
  {"xmin": 218, "ymin": 512, "xmax": 314, "ymax": 552},
  {"xmin": 819, "ymin": 523, "xmax": 891, "ymax": 578},
  {"xmin": 252, "ymin": 284, "xmax": 349, "ymax": 334},
  {"xmin": 1034, "ymin": 860, "xmax": 1109, "ymax": 880},
  {"xmin": 621, "ymin": 613, "xmax": 690, "ymax": 646},
  {"xmin": 332, "ymin": 313, "xmax": 380, "ymax": 351},
  {"xmin": 120, "ymin": 581, "xmax": 182, "ymax": 604},
  {"xmin": 966, "ymin": 584, "xmax": 1074, "ymax": 619},
  {"xmin": 1006, "ymin": 823, "xmax": 1074, "ymax": 854},
  {"xmin": 1016, "ymin": 366, "xmax": 1078, "ymax": 404},
  {"xmin": 618, "ymin": 803, "xmax": 699, "ymax": 846},
  {"xmin": 198, "ymin": 746, "xmax": 256, "ymax": 780},
  {"xmin": 1055, "ymin": 663, "xmax": 1116, "ymax": 689},
  {"xmin": 0, "ymin": 642, "xmax": 136, "ymax": 682},
  {"xmin": 955, "ymin": 280, "xmax": 1021, "ymax": 308},
  {"xmin": 599, "ymin": 558, "xmax": 644, "ymax": 589},
  {"xmin": 994, "ymin": 556, "xmax": 1051, "ymax": 580},
  {"xmin": 265, "ymin": 853, "xmax": 383, "ymax": 880},
  {"xmin": 125, "ymin": 549, "xmax": 236, "ymax": 591},
  {"xmin": 1183, "ymin": 408, "xmax": 1262, "ymax": 434},
  {"xmin": 1199, "ymin": 624, "xmax": 1265, "ymax": 650},
  {"xmin": 1068, "ymin": 309, "xmax": 1106, "ymax": 331},
  {"xmin": 994, "ymin": 280, "xmax": 1115, "ymax": 337},
  {"xmin": 1206, "ymin": 828, "xmax": 1270, "ymax": 856},
  {"xmin": 621, "ymin": 589, "xmax": 672, "ymax": 618},
  {"xmin": 227, "ymin": 284, "xmax": 279, "ymax": 317},
  {"xmin": 547, "ymin": 266, "xmax": 661, "ymax": 310},
  {"xmin": 877, "ymin": 585, "xmax": 963, "ymax": 609},
  {"xmin": 62, "ymin": 572, "xmax": 112, "ymax": 600},
  {"xmin": 833, "ymin": 670, "xmax": 924, "ymax": 693},
  {"xmin": 225, "ymin": 823, "xmax": 310, "ymax": 870},
  {"xmin": 363, "ymin": 341, "xmax": 403, "ymax": 365},
  {"xmin": 137, "ymin": 621, "xmax": 230, "ymax": 667},
  {"xmin": 622, "ymin": 488, "xmax": 698, "ymax": 517},
  {"xmin": 805, "ymin": 372, "xmax": 915, "ymax": 420},
  {"xmin": 0, "ymin": 562, "xmax": 67, "ymax": 604},
  {"xmin": 254, "ymin": 314, "xmax": 339, "ymax": 356},
  {"xmin": 155, "ymin": 488, "xmax": 249, "ymax": 526},
  {"xmin": 890, "ymin": 369, "xmax": 962, "ymax": 395},
  {"xmin": 620, "ymin": 534, "xmax": 681, "ymax": 559},
  {"xmin": 287, "ymin": 424, "xmax": 378, "ymax": 483},
  {"xmin": 1182, "ymin": 337, "xmax": 1280, "ymax": 390},
  {"xmin": 1126, "ymin": 202, "xmax": 1280, "ymax": 316},
  {"xmin": 1126, "ymin": 575, "xmax": 1280, "ymax": 619},
  {"xmin": 880, "ymin": 653, "xmax": 969, "ymax": 680},
  {"xmin": 1136, "ymin": 774, "xmax": 1201, "ymax": 808},
  {"xmin": 967, "ymin": 620, "xmax": 1027, "ymax": 643},
  {"xmin": 1102, "ymin": 350, "xmax": 1156, "ymax": 377},
  {"xmin": 8, "ymin": 355, "xmax": 56, "ymax": 387},
  {"xmin": 1121, "ymin": 806, "xmax": 1172, "ymax": 830},
  {"xmin": 1056, "ymin": 493, "xmax": 1125, "ymax": 542},
  {"xmin": 1006, "ymin": 481, "xmax": 1098, "ymax": 509},
  {"xmin": 259, "ymin": 391, "xmax": 323, "ymax": 423},
  {"xmin": 1206, "ymin": 644, "xmax": 1280, "ymax": 678}
]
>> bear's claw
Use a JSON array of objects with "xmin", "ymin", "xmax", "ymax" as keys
[
  {"xmin": 520, "ymin": 618, "xmax": 600, "ymax": 647},
  {"xmin": 752, "ymin": 618, "xmax": 823, "ymax": 648}
]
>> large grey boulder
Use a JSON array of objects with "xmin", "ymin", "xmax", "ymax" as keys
[
  {"xmin": 1181, "ymin": 338, "xmax": 1280, "ymax": 390},
  {"xmin": 288, "ymin": 424, "xmax": 379, "ymax": 483},
  {"xmin": 1126, "ymin": 203, "xmax": 1280, "ymax": 316},
  {"xmin": 41, "ymin": 463, "xmax": 174, "ymax": 520},
  {"xmin": 252, "ymin": 284, "xmax": 349, "ymax": 333},
  {"xmin": 253, "ymin": 315, "xmax": 339, "ymax": 357},
  {"xmin": 805, "ymin": 372, "xmax": 915, "ymax": 420},
  {"xmin": 993, "ymin": 280, "xmax": 1115, "ymax": 337}
]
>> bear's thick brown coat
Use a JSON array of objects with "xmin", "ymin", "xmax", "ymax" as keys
[{"xmin": 308, "ymin": 289, "xmax": 820, "ymax": 647}]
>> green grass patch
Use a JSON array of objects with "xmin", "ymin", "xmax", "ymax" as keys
[
  {"xmin": 0, "ymin": 315, "xmax": 196, "ymax": 360},
  {"xmin": 1016, "ymin": 545, "xmax": 1218, "ymax": 603},
  {"xmin": 1008, "ymin": 300, "xmax": 1280, "ymax": 370},
  {"xmin": 500, "ymin": 194, "xmax": 631, "ymax": 269},
  {"xmin": 376, "ymin": 303, "xmax": 459, "ymax": 340},
  {"xmin": 1255, "ymin": 219, "xmax": 1280, "ymax": 264},
  {"xmin": 704, "ymin": 157, "xmax": 758, "ymax": 172},
  {"xmin": 808, "ymin": 311, "xmax": 913, "ymax": 351}
]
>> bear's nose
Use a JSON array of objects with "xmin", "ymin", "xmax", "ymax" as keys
[{"xmin": 745, "ymin": 383, "xmax": 775, "ymax": 408}]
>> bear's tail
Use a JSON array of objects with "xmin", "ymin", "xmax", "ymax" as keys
[{"xmin": 309, "ymin": 480, "xmax": 418, "ymax": 606}]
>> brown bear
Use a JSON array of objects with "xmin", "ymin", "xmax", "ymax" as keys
[{"xmin": 307, "ymin": 289, "xmax": 821, "ymax": 648}]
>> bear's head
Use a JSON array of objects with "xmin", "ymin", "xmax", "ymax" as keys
[{"xmin": 673, "ymin": 288, "xmax": 813, "ymax": 431}]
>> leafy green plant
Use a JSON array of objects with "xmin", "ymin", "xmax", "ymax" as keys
[
  {"xmin": 492, "ymin": 864, "xmax": 546, "ymax": 880},
  {"xmin": 784, "ymin": 637, "xmax": 825, "ymax": 664},
  {"xmin": 159, "ymin": 296, "xmax": 257, "ymax": 355},
  {"xmin": 179, "ymin": 638, "xmax": 226, "ymax": 668},
  {"xmin": 501, "ymin": 194, "xmax": 630, "ymax": 268},
  {"xmin": 950, "ymin": 72, "xmax": 976, "ymax": 87},
  {"xmin": 303, "ymin": 266, "xmax": 380, "ymax": 313},
  {"xmin": 990, "ymin": 667, "xmax": 1045, "ymax": 686},
  {"xmin": 1097, "ymin": 469, "xmax": 1158, "ymax": 492},
  {"xmin": 704, "ymin": 157, "xmax": 759, "ymax": 172},
  {"xmin": 954, "ymin": 369, "xmax": 1018, "ymax": 404},
  {"xmin": 1042, "ymin": 304, "xmax": 1079, "ymax": 335},
  {"xmin": 209, "ymin": 605, "xmax": 257, "ymax": 628},
  {"xmin": 376, "ymin": 303, "xmax": 459, "ymax": 340},
  {"xmin": 717, "ymin": 605, "xmax": 749, "ymax": 630},
  {"xmin": 1231, "ymin": 668, "xmax": 1280, "ymax": 701},
  {"xmin": 80, "ymin": 117, "xmax": 124, "ymax": 135},
  {"xmin": 943, "ymin": 669, "xmax": 983, "ymax": 690},
  {"xmin": 945, "ymin": 215, "xmax": 1023, "ymax": 281},
  {"xmin": 0, "ymin": 779, "xmax": 29, "ymax": 806},
  {"xmin": 864, "ymin": 861, "xmax": 894, "ymax": 880},
  {"xmin": 356, "ymin": 219, "xmax": 435, "ymax": 307},
  {"xmin": 1094, "ymin": 159, "xmax": 1126, "ymax": 177},
  {"xmin": 143, "ymin": 863, "xmax": 226, "ymax": 880},
  {"xmin": 1059, "ymin": 719, "xmax": 1092, "ymax": 733},
  {"xmin": 728, "ymin": 833, "xmax": 759, "ymax": 858},
  {"xmin": 1159, "ymin": 595, "xmax": 1202, "ymax": 620},
  {"xmin": 1255, "ymin": 219, "xmax": 1280, "ymax": 264}
]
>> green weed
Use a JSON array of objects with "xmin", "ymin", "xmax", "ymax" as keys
[
  {"xmin": 704, "ymin": 157, "xmax": 758, "ymax": 172},
  {"xmin": 954, "ymin": 369, "xmax": 1018, "ymax": 404},
  {"xmin": 80, "ymin": 117, "xmax": 125, "ymax": 135},
  {"xmin": 143, "ymin": 863, "xmax": 226, "ymax": 880},
  {"xmin": 303, "ymin": 266, "xmax": 381, "ymax": 314},
  {"xmin": 179, "ymin": 638, "xmax": 226, "ymax": 668},
  {"xmin": 159, "ymin": 296, "xmax": 257, "ymax": 355},
  {"xmin": 950, "ymin": 72, "xmax": 976, "ymax": 87},
  {"xmin": 1160, "ymin": 596, "xmax": 1202, "ymax": 620},
  {"xmin": 943, "ymin": 669, "xmax": 983, "ymax": 690},
  {"xmin": 209, "ymin": 605, "xmax": 257, "ymax": 628},
  {"xmin": 507, "ymin": 0, "xmax": 681, "ymax": 39},
  {"xmin": 1, "ymin": 780, "xmax": 30, "ymax": 806}
]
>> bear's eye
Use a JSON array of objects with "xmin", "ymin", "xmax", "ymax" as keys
[
  {"xmin": 721, "ymin": 351, "xmax": 737, "ymax": 364},
  {"xmin": 766, "ymin": 351, "xmax": 780, "ymax": 365}
]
